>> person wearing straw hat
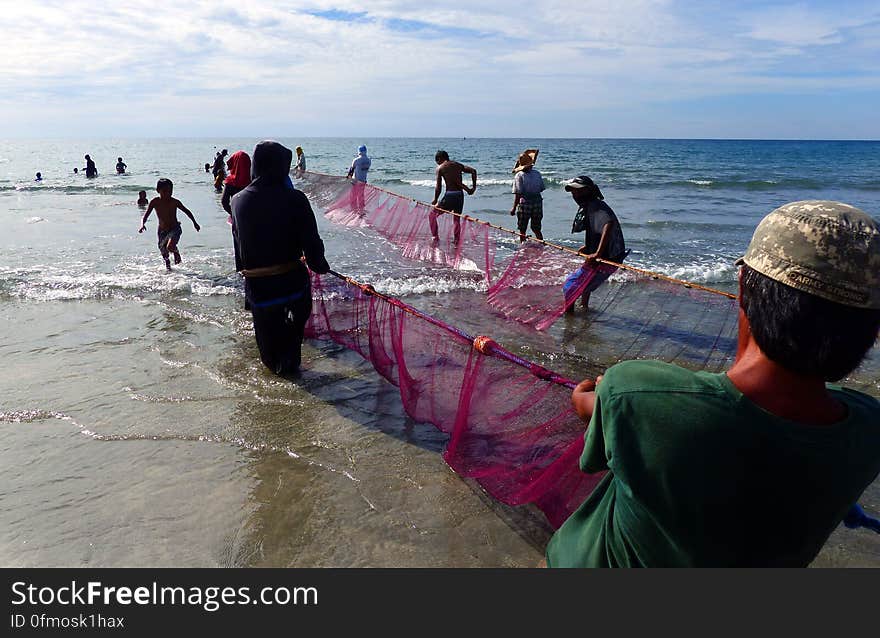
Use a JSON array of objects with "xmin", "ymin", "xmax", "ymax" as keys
[
  {"xmin": 547, "ymin": 200, "xmax": 880, "ymax": 567},
  {"xmin": 510, "ymin": 149, "xmax": 545, "ymax": 242}
]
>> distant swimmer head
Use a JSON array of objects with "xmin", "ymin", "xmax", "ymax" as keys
[
  {"xmin": 565, "ymin": 175, "xmax": 603, "ymax": 201},
  {"xmin": 73, "ymin": 168, "xmax": 78, "ymax": 174},
  {"xmin": 156, "ymin": 177, "xmax": 173, "ymax": 195},
  {"xmin": 117, "ymin": 157, "xmax": 123, "ymax": 162},
  {"xmin": 252, "ymin": 140, "xmax": 292, "ymax": 182},
  {"xmin": 35, "ymin": 172, "xmax": 42, "ymax": 181},
  {"xmin": 84, "ymin": 154, "xmax": 91, "ymax": 160},
  {"xmin": 435, "ymin": 150, "xmax": 449, "ymax": 164},
  {"xmin": 221, "ymin": 149, "xmax": 228, "ymax": 156},
  {"xmin": 204, "ymin": 163, "xmax": 210, "ymax": 172},
  {"xmin": 358, "ymin": 145, "xmax": 367, "ymax": 154}
]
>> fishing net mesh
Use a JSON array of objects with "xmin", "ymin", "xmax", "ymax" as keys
[
  {"xmin": 299, "ymin": 172, "xmax": 741, "ymax": 371},
  {"xmin": 300, "ymin": 172, "xmax": 496, "ymax": 280},
  {"xmin": 297, "ymin": 172, "xmax": 878, "ymax": 532},
  {"xmin": 305, "ymin": 274, "xmax": 602, "ymax": 527}
]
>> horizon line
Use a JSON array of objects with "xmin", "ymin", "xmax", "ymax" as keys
[{"xmin": 1, "ymin": 136, "xmax": 879, "ymax": 143}]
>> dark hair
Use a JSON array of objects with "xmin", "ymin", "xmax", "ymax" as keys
[
  {"xmin": 156, "ymin": 178, "xmax": 173, "ymax": 191},
  {"xmin": 740, "ymin": 264, "xmax": 880, "ymax": 381},
  {"xmin": 435, "ymin": 150, "xmax": 449, "ymax": 163}
]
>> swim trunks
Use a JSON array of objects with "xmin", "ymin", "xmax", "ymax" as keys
[
  {"xmin": 438, "ymin": 191, "xmax": 464, "ymax": 215},
  {"xmin": 158, "ymin": 223, "xmax": 182, "ymax": 260}
]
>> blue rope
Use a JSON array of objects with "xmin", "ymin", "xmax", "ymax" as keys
[{"xmin": 844, "ymin": 505, "xmax": 880, "ymax": 534}]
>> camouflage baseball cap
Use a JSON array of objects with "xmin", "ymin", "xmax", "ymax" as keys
[{"xmin": 736, "ymin": 200, "xmax": 880, "ymax": 309}]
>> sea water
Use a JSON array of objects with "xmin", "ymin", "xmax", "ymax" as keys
[{"xmin": 1, "ymin": 138, "xmax": 878, "ymax": 567}]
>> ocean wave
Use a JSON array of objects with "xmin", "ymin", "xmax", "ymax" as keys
[
  {"xmin": 0, "ymin": 263, "xmax": 240, "ymax": 302},
  {"xmin": 0, "ymin": 408, "xmax": 360, "ymax": 482},
  {"xmin": 634, "ymin": 220, "xmax": 756, "ymax": 232},
  {"xmin": 371, "ymin": 274, "xmax": 488, "ymax": 297},
  {"xmin": 2, "ymin": 183, "xmax": 152, "ymax": 194},
  {"xmin": 669, "ymin": 178, "xmax": 822, "ymax": 191},
  {"xmin": 376, "ymin": 177, "xmax": 517, "ymax": 188},
  {"xmin": 633, "ymin": 258, "xmax": 739, "ymax": 285}
]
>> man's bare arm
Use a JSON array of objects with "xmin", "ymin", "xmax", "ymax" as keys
[
  {"xmin": 432, "ymin": 170, "xmax": 442, "ymax": 206},
  {"xmin": 463, "ymin": 165, "xmax": 477, "ymax": 194},
  {"xmin": 176, "ymin": 199, "xmax": 201, "ymax": 231},
  {"xmin": 139, "ymin": 201, "xmax": 154, "ymax": 233}
]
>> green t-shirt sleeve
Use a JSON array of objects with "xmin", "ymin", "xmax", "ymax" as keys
[{"xmin": 580, "ymin": 380, "xmax": 612, "ymax": 474}]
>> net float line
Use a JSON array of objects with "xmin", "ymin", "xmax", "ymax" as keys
[
  {"xmin": 304, "ymin": 171, "xmax": 737, "ymax": 300},
  {"xmin": 327, "ymin": 269, "xmax": 578, "ymax": 390}
]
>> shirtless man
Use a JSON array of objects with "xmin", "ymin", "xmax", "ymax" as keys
[
  {"xmin": 138, "ymin": 178, "xmax": 200, "ymax": 271},
  {"xmin": 430, "ymin": 150, "xmax": 477, "ymax": 244}
]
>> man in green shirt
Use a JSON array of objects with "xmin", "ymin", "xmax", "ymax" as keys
[{"xmin": 547, "ymin": 201, "xmax": 880, "ymax": 567}]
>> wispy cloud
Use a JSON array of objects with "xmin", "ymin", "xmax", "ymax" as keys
[{"xmin": 1, "ymin": 1, "xmax": 878, "ymax": 138}]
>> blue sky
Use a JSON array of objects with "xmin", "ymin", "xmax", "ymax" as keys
[{"xmin": 2, "ymin": 1, "xmax": 879, "ymax": 138}]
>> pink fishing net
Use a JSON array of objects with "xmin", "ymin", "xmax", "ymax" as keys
[
  {"xmin": 305, "ymin": 273, "xmax": 603, "ymax": 527},
  {"xmin": 304, "ymin": 172, "xmax": 497, "ymax": 280},
  {"xmin": 295, "ymin": 174, "xmax": 879, "ymax": 536},
  {"xmin": 486, "ymin": 240, "xmax": 617, "ymax": 331},
  {"xmin": 299, "ymin": 173, "xmax": 740, "ymax": 368}
]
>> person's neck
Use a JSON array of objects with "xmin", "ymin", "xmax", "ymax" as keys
[{"xmin": 726, "ymin": 313, "xmax": 846, "ymax": 425}]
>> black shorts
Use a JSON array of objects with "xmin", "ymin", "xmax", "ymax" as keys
[{"xmin": 439, "ymin": 192, "xmax": 464, "ymax": 215}]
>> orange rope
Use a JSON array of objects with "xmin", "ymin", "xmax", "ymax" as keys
[{"xmin": 305, "ymin": 171, "xmax": 737, "ymax": 300}]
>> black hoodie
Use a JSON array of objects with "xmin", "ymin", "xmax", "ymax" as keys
[{"xmin": 231, "ymin": 141, "xmax": 330, "ymax": 302}]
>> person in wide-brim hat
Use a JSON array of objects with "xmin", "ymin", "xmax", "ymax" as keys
[
  {"xmin": 512, "ymin": 148, "xmax": 539, "ymax": 173},
  {"xmin": 510, "ymin": 148, "xmax": 546, "ymax": 242}
]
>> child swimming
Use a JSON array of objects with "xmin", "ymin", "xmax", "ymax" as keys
[
  {"xmin": 138, "ymin": 178, "xmax": 200, "ymax": 271},
  {"xmin": 137, "ymin": 190, "xmax": 148, "ymax": 207}
]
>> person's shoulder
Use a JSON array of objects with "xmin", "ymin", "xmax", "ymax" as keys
[
  {"xmin": 289, "ymin": 188, "xmax": 312, "ymax": 207},
  {"xmin": 830, "ymin": 387, "xmax": 880, "ymax": 419},
  {"xmin": 601, "ymin": 360, "xmax": 721, "ymax": 398}
]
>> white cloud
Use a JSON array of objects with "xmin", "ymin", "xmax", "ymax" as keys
[
  {"xmin": 0, "ymin": 0, "xmax": 878, "ymax": 137},
  {"xmin": 738, "ymin": 2, "xmax": 878, "ymax": 47}
]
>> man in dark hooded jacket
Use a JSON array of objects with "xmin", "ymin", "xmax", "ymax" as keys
[{"xmin": 231, "ymin": 140, "xmax": 330, "ymax": 375}]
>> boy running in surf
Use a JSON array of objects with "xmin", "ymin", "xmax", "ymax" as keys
[
  {"xmin": 431, "ymin": 150, "xmax": 477, "ymax": 244},
  {"xmin": 139, "ymin": 178, "xmax": 200, "ymax": 271}
]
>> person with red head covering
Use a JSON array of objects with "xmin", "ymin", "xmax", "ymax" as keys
[{"xmin": 221, "ymin": 150, "xmax": 252, "ymax": 223}]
